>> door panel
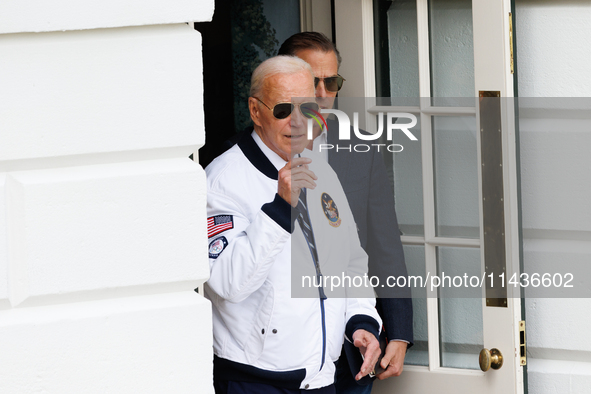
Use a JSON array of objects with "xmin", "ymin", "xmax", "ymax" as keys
[
  {"xmin": 334, "ymin": 0, "xmax": 523, "ymax": 393},
  {"xmin": 432, "ymin": 115, "xmax": 479, "ymax": 239},
  {"xmin": 428, "ymin": 0, "xmax": 475, "ymax": 101}
]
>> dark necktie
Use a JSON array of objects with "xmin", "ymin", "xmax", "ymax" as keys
[{"xmin": 296, "ymin": 188, "xmax": 326, "ymax": 300}]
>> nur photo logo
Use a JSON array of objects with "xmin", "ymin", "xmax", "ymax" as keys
[{"xmin": 306, "ymin": 109, "xmax": 418, "ymax": 153}]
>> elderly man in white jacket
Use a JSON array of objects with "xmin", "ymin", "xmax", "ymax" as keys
[{"xmin": 204, "ymin": 55, "xmax": 381, "ymax": 394}]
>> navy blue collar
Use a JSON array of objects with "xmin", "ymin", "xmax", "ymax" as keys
[{"xmin": 237, "ymin": 128, "xmax": 279, "ymax": 180}]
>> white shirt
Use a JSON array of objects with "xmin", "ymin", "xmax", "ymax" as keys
[
  {"xmin": 311, "ymin": 126, "xmax": 329, "ymax": 162},
  {"xmin": 252, "ymin": 130, "xmax": 288, "ymax": 171}
]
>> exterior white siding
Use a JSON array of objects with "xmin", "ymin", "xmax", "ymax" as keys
[
  {"xmin": 0, "ymin": 0, "xmax": 214, "ymax": 34},
  {"xmin": 0, "ymin": 0, "xmax": 214, "ymax": 392},
  {"xmin": 5, "ymin": 159, "xmax": 207, "ymax": 306},
  {"xmin": 0, "ymin": 24, "xmax": 204, "ymax": 162},
  {"xmin": 516, "ymin": 1, "xmax": 591, "ymax": 393},
  {"xmin": 0, "ymin": 176, "xmax": 8, "ymax": 309},
  {"xmin": 0, "ymin": 293, "xmax": 211, "ymax": 392}
]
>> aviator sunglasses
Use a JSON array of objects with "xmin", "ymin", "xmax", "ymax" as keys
[
  {"xmin": 314, "ymin": 75, "xmax": 345, "ymax": 92},
  {"xmin": 253, "ymin": 97, "xmax": 320, "ymax": 120}
]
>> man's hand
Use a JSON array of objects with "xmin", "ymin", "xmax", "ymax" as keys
[
  {"xmin": 352, "ymin": 329, "xmax": 381, "ymax": 381},
  {"xmin": 376, "ymin": 340, "xmax": 407, "ymax": 380},
  {"xmin": 278, "ymin": 157, "xmax": 317, "ymax": 207}
]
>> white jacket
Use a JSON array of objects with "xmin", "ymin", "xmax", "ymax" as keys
[{"xmin": 204, "ymin": 131, "xmax": 381, "ymax": 390}]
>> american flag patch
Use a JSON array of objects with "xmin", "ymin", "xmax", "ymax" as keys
[{"xmin": 207, "ymin": 215, "xmax": 234, "ymax": 238}]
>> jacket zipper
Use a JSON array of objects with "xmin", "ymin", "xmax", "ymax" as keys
[{"xmin": 301, "ymin": 199, "xmax": 327, "ymax": 371}]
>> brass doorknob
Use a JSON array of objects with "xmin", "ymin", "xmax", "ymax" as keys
[{"xmin": 479, "ymin": 348, "xmax": 503, "ymax": 371}]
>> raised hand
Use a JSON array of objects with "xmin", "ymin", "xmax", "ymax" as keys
[{"xmin": 278, "ymin": 156, "xmax": 317, "ymax": 207}]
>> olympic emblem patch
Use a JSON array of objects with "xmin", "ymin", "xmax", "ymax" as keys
[
  {"xmin": 321, "ymin": 192, "xmax": 341, "ymax": 227},
  {"xmin": 208, "ymin": 236, "xmax": 228, "ymax": 259}
]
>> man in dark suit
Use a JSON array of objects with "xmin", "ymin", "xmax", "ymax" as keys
[{"xmin": 278, "ymin": 32, "xmax": 413, "ymax": 394}]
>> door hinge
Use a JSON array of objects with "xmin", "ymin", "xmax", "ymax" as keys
[
  {"xmin": 509, "ymin": 12, "xmax": 514, "ymax": 74},
  {"xmin": 519, "ymin": 320, "xmax": 527, "ymax": 366}
]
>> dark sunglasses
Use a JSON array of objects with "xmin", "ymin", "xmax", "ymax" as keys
[
  {"xmin": 253, "ymin": 97, "xmax": 320, "ymax": 120},
  {"xmin": 314, "ymin": 75, "xmax": 345, "ymax": 92}
]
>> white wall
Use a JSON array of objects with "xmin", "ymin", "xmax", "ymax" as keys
[
  {"xmin": 515, "ymin": 0, "xmax": 591, "ymax": 97},
  {"xmin": 516, "ymin": 1, "xmax": 591, "ymax": 393},
  {"xmin": 0, "ymin": 1, "xmax": 214, "ymax": 393}
]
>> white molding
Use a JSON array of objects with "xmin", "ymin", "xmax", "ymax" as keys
[
  {"xmin": 369, "ymin": 106, "xmax": 421, "ymax": 114},
  {"xmin": 425, "ymin": 237, "xmax": 480, "ymax": 248},
  {"xmin": 300, "ymin": 0, "xmax": 332, "ymax": 40},
  {"xmin": 361, "ymin": 0, "xmax": 376, "ymax": 99},
  {"xmin": 333, "ymin": 0, "xmax": 377, "ymax": 131},
  {"xmin": 416, "ymin": 0, "xmax": 432, "ymax": 100},
  {"xmin": 300, "ymin": 0, "xmax": 312, "ymax": 32},
  {"xmin": 369, "ymin": 106, "xmax": 477, "ymax": 116},
  {"xmin": 334, "ymin": 0, "xmax": 376, "ymax": 98},
  {"xmin": 0, "ymin": 0, "xmax": 214, "ymax": 34}
]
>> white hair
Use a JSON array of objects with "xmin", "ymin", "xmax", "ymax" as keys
[{"xmin": 249, "ymin": 55, "xmax": 314, "ymax": 98}]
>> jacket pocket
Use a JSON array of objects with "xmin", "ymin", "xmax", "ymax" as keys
[{"xmin": 243, "ymin": 281, "xmax": 275, "ymax": 363}]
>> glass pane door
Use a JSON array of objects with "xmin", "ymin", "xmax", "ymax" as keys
[
  {"xmin": 374, "ymin": 0, "xmax": 483, "ymax": 371},
  {"xmin": 334, "ymin": 0, "xmax": 522, "ymax": 391}
]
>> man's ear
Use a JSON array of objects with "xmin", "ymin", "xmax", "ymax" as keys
[{"xmin": 249, "ymin": 97, "xmax": 262, "ymax": 127}]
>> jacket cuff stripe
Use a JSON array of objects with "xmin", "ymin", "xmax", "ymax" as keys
[
  {"xmin": 261, "ymin": 194, "xmax": 296, "ymax": 233},
  {"xmin": 345, "ymin": 314, "xmax": 380, "ymax": 342}
]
